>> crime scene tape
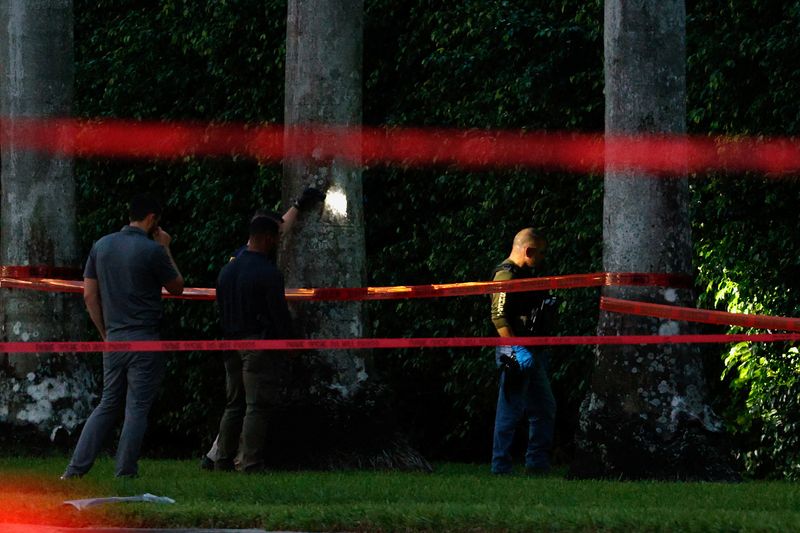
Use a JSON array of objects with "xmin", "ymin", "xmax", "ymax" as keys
[
  {"xmin": 0, "ymin": 277, "xmax": 85, "ymax": 295},
  {"xmin": 601, "ymin": 297, "xmax": 800, "ymax": 332},
  {"xmin": 5, "ymin": 117, "xmax": 800, "ymax": 175},
  {"xmin": 1, "ymin": 334, "xmax": 799, "ymax": 354},
  {"xmin": 0, "ymin": 272, "xmax": 691, "ymax": 301},
  {"xmin": 2, "ymin": 272, "xmax": 798, "ymax": 352}
]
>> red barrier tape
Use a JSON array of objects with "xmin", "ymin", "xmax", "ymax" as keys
[
  {"xmin": 601, "ymin": 297, "xmax": 800, "ymax": 332},
  {"xmin": 0, "ymin": 278, "xmax": 85, "ymax": 295},
  {"xmin": 1, "ymin": 334, "xmax": 799, "ymax": 353},
  {"xmin": 0, "ymin": 272, "xmax": 691, "ymax": 301},
  {"xmin": 4, "ymin": 117, "xmax": 800, "ymax": 175}
]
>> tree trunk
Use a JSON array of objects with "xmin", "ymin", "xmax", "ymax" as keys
[
  {"xmin": 279, "ymin": 0, "xmax": 428, "ymax": 470},
  {"xmin": 0, "ymin": 0, "xmax": 93, "ymax": 441},
  {"xmin": 570, "ymin": 0, "xmax": 736, "ymax": 480},
  {"xmin": 282, "ymin": 0, "xmax": 368, "ymax": 397}
]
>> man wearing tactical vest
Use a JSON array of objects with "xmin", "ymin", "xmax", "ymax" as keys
[{"xmin": 490, "ymin": 227, "xmax": 556, "ymax": 475}]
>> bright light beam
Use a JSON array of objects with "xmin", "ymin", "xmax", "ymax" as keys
[{"xmin": 325, "ymin": 188, "xmax": 348, "ymax": 218}]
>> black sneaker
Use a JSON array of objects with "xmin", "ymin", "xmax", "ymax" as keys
[
  {"xmin": 214, "ymin": 458, "xmax": 235, "ymax": 472},
  {"xmin": 59, "ymin": 471, "xmax": 83, "ymax": 480},
  {"xmin": 200, "ymin": 455, "xmax": 215, "ymax": 471}
]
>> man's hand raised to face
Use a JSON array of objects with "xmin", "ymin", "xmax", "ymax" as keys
[{"xmin": 152, "ymin": 227, "xmax": 172, "ymax": 247}]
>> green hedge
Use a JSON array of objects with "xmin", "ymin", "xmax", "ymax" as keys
[{"xmin": 70, "ymin": 0, "xmax": 800, "ymax": 475}]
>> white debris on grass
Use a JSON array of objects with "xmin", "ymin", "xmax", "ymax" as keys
[{"xmin": 63, "ymin": 493, "xmax": 176, "ymax": 511}]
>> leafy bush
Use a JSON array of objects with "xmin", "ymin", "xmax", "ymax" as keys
[
  {"xmin": 74, "ymin": 0, "xmax": 289, "ymax": 455},
  {"xmin": 689, "ymin": 1, "xmax": 800, "ymax": 478},
  {"xmin": 363, "ymin": 0, "xmax": 604, "ymax": 458},
  {"xmin": 68, "ymin": 0, "xmax": 800, "ymax": 475}
]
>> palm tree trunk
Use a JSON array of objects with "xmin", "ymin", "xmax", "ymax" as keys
[
  {"xmin": 571, "ymin": 0, "xmax": 736, "ymax": 480},
  {"xmin": 282, "ymin": 0, "xmax": 368, "ymax": 399},
  {"xmin": 278, "ymin": 0, "xmax": 428, "ymax": 470},
  {"xmin": 0, "ymin": 0, "xmax": 93, "ymax": 439}
]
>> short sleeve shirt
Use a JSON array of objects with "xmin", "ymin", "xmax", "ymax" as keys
[
  {"xmin": 84, "ymin": 225, "xmax": 178, "ymax": 340},
  {"xmin": 490, "ymin": 260, "xmax": 546, "ymax": 335}
]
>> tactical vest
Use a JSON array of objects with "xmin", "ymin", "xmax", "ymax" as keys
[{"xmin": 490, "ymin": 260, "xmax": 556, "ymax": 336}]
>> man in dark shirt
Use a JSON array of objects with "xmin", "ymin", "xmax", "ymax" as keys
[
  {"xmin": 214, "ymin": 214, "xmax": 292, "ymax": 472},
  {"xmin": 489, "ymin": 227, "xmax": 556, "ymax": 475},
  {"xmin": 202, "ymin": 186, "xmax": 325, "ymax": 470},
  {"xmin": 228, "ymin": 187, "xmax": 326, "ymax": 262},
  {"xmin": 62, "ymin": 194, "xmax": 184, "ymax": 479}
]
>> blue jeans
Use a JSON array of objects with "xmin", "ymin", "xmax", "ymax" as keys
[{"xmin": 492, "ymin": 346, "xmax": 556, "ymax": 474}]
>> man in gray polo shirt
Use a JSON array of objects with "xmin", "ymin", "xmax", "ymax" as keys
[{"xmin": 62, "ymin": 194, "xmax": 184, "ymax": 479}]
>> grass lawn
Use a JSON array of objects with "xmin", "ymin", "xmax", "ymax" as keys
[{"xmin": 1, "ymin": 457, "xmax": 799, "ymax": 532}]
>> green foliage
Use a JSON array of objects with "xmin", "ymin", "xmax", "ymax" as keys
[
  {"xmin": 73, "ymin": 0, "xmax": 289, "ymax": 453},
  {"xmin": 69, "ymin": 0, "xmax": 800, "ymax": 476},
  {"xmin": 71, "ymin": 0, "xmax": 605, "ymax": 460},
  {"xmin": 363, "ymin": 0, "xmax": 603, "ymax": 457},
  {"xmin": 688, "ymin": 0, "xmax": 800, "ymax": 479}
]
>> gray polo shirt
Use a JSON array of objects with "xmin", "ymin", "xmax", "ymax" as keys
[{"xmin": 84, "ymin": 225, "xmax": 179, "ymax": 340}]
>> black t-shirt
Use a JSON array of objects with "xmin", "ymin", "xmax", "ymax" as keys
[
  {"xmin": 216, "ymin": 250, "xmax": 292, "ymax": 339},
  {"xmin": 490, "ymin": 259, "xmax": 548, "ymax": 335}
]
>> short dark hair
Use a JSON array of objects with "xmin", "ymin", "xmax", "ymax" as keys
[
  {"xmin": 129, "ymin": 194, "xmax": 162, "ymax": 222},
  {"xmin": 251, "ymin": 209, "xmax": 283, "ymax": 224},
  {"xmin": 249, "ymin": 215, "xmax": 280, "ymax": 237},
  {"xmin": 250, "ymin": 209, "xmax": 283, "ymax": 226}
]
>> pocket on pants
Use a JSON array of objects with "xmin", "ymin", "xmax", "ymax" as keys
[{"xmin": 495, "ymin": 345, "xmax": 512, "ymax": 368}]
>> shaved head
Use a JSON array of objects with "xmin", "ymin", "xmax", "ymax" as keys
[
  {"xmin": 512, "ymin": 228, "xmax": 544, "ymax": 250},
  {"xmin": 508, "ymin": 227, "xmax": 547, "ymax": 268}
]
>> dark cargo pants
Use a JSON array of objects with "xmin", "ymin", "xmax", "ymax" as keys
[{"xmin": 216, "ymin": 349, "xmax": 287, "ymax": 471}]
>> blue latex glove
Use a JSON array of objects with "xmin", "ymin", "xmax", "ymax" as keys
[{"xmin": 512, "ymin": 346, "xmax": 534, "ymax": 370}]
